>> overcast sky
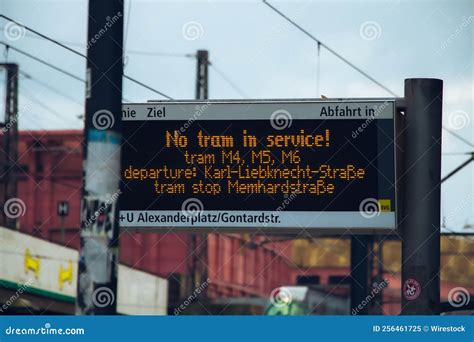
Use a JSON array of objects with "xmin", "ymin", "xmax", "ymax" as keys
[{"xmin": 1, "ymin": 0, "xmax": 473, "ymax": 231}]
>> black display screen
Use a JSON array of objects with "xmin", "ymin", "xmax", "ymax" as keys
[{"xmin": 119, "ymin": 101, "xmax": 396, "ymax": 230}]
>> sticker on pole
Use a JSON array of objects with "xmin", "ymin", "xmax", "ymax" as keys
[
  {"xmin": 403, "ymin": 278, "xmax": 421, "ymax": 301},
  {"xmin": 119, "ymin": 100, "xmax": 396, "ymax": 231}
]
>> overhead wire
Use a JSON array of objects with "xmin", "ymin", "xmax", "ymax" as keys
[
  {"xmin": 20, "ymin": 85, "xmax": 81, "ymax": 126},
  {"xmin": 442, "ymin": 125, "xmax": 474, "ymax": 148},
  {"xmin": 124, "ymin": 0, "xmax": 132, "ymax": 54},
  {"xmin": 0, "ymin": 14, "xmax": 85, "ymax": 59},
  {"xmin": 316, "ymin": 42, "xmax": 321, "ymax": 96},
  {"xmin": 6, "ymin": 7, "xmax": 472, "ymax": 144},
  {"xmin": 19, "ymin": 70, "xmax": 83, "ymax": 106},
  {"xmin": 0, "ymin": 16, "xmax": 174, "ymax": 99},
  {"xmin": 1, "ymin": 16, "xmax": 244, "ymax": 101},
  {"xmin": 9, "ymin": 28, "xmax": 192, "ymax": 58},
  {"xmin": 1, "ymin": 43, "xmax": 133, "ymax": 102},
  {"xmin": 262, "ymin": 0, "xmax": 398, "ymax": 97},
  {"xmin": 262, "ymin": 1, "xmax": 474, "ymax": 148},
  {"xmin": 1, "ymin": 43, "xmax": 85, "ymax": 82},
  {"xmin": 209, "ymin": 62, "xmax": 248, "ymax": 98},
  {"xmin": 262, "ymin": 0, "xmax": 474, "ymax": 232}
]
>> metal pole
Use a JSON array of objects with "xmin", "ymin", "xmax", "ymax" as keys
[
  {"xmin": 0, "ymin": 63, "xmax": 19, "ymax": 230},
  {"xmin": 187, "ymin": 50, "xmax": 209, "ymax": 299},
  {"xmin": 400, "ymin": 78, "xmax": 442, "ymax": 315},
  {"xmin": 61, "ymin": 216, "xmax": 65, "ymax": 244},
  {"xmin": 76, "ymin": 0, "xmax": 124, "ymax": 315},
  {"xmin": 350, "ymin": 235, "xmax": 372, "ymax": 315},
  {"xmin": 195, "ymin": 50, "xmax": 208, "ymax": 100}
]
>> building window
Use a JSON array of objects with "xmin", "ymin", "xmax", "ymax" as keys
[
  {"xmin": 296, "ymin": 275, "xmax": 320, "ymax": 285},
  {"xmin": 328, "ymin": 275, "xmax": 350, "ymax": 285}
]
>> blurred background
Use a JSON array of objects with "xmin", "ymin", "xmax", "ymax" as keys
[{"xmin": 0, "ymin": 0, "xmax": 472, "ymax": 315}]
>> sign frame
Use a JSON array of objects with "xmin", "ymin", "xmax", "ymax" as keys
[{"xmin": 119, "ymin": 98, "xmax": 398, "ymax": 235}]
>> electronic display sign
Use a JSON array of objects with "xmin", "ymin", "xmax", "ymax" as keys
[{"xmin": 120, "ymin": 100, "xmax": 396, "ymax": 231}]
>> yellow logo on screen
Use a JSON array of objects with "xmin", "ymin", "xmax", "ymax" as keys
[{"xmin": 378, "ymin": 199, "xmax": 391, "ymax": 212}]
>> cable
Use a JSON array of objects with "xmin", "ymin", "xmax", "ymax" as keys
[
  {"xmin": 262, "ymin": 0, "xmax": 474, "ymax": 224},
  {"xmin": 123, "ymin": 0, "xmax": 132, "ymax": 71},
  {"xmin": 2, "ymin": 43, "xmax": 130, "ymax": 102},
  {"xmin": 0, "ymin": 43, "xmax": 85, "ymax": 82},
  {"xmin": 124, "ymin": 0, "xmax": 132, "ymax": 53},
  {"xmin": 20, "ymin": 85, "xmax": 81, "ymax": 126},
  {"xmin": 0, "ymin": 14, "xmax": 85, "ymax": 60},
  {"xmin": 209, "ymin": 62, "xmax": 248, "ymax": 98},
  {"xmin": 128, "ymin": 51, "xmax": 194, "ymax": 58},
  {"xmin": 20, "ymin": 70, "xmax": 83, "ymax": 106},
  {"xmin": 443, "ymin": 152, "xmax": 474, "ymax": 156},
  {"xmin": 0, "ymin": 17, "xmax": 174, "ymax": 99},
  {"xmin": 443, "ymin": 125, "xmax": 474, "ymax": 148},
  {"xmin": 123, "ymin": 75, "xmax": 173, "ymax": 99},
  {"xmin": 262, "ymin": 0, "xmax": 399, "ymax": 97},
  {"xmin": 316, "ymin": 42, "xmax": 321, "ymax": 97},
  {"xmin": 18, "ymin": 89, "xmax": 67, "ymax": 127},
  {"xmin": 14, "ymin": 29, "xmax": 192, "ymax": 58},
  {"xmin": 17, "ymin": 110, "xmax": 49, "ymax": 130}
]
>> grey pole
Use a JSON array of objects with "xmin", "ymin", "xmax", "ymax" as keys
[
  {"xmin": 350, "ymin": 235, "xmax": 372, "ymax": 315},
  {"xmin": 76, "ymin": 0, "xmax": 124, "ymax": 315},
  {"xmin": 187, "ymin": 50, "xmax": 209, "ymax": 299},
  {"xmin": 0, "ymin": 63, "xmax": 19, "ymax": 230},
  {"xmin": 195, "ymin": 50, "xmax": 209, "ymax": 100},
  {"xmin": 400, "ymin": 78, "xmax": 442, "ymax": 314}
]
